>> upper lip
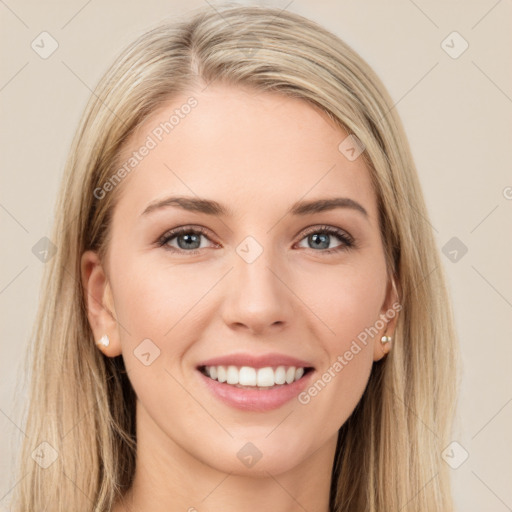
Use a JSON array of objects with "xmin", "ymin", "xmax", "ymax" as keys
[{"xmin": 197, "ymin": 352, "xmax": 315, "ymax": 369}]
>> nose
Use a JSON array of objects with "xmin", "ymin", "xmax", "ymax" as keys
[{"xmin": 220, "ymin": 243, "xmax": 294, "ymax": 336}]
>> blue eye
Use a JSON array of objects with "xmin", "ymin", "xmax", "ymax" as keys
[
  {"xmin": 158, "ymin": 226, "xmax": 214, "ymax": 255},
  {"xmin": 157, "ymin": 225, "xmax": 355, "ymax": 255},
  {"xmin": 296, "ymin": 225, "xmax": 354, "ymax": 253}
]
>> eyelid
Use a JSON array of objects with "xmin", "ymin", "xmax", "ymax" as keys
[
  {"xmin": 298, "ymin": 224, "xmax": 354, "ymax": 244},
  {"xmin": 157, "ymin": 225, "xmax": 217, "ymax": 248},
  {"xmin": 293, "ymin": 224, "xmax": 356, "ymax": 254}
]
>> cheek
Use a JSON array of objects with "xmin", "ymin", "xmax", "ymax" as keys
[
  {"xmin": 295, "ymin": 258, "xmax": 386, "ymax": 408},
  {"xmin": 110, "ymin": 256, "xmax": 206, "ymax": 410},
  {"xmin": 300, "ymin": 257, "xmax": 387, "ymax": 349},
  {"xmin": 110, "ymin": 252, "xmax": 207, "ymax": 341}
]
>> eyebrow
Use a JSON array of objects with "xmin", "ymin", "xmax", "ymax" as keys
[{"xmin": 140, "ymin": 195, "xmax": 368, "ymax": 219}]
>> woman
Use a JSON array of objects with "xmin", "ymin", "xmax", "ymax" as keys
[{"xmin": 12, "ymin": 4, "xmax": 459, "ymax": 511}]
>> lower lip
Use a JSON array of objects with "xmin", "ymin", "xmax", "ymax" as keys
[{"xmin": 197, "ymin": 369, "xmax": 315, "ymax": 412}]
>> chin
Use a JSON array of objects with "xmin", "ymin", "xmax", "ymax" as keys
[
  {"xmin": 216, "ymin": 456, "xmax": 303, "ymax": 478},
  {"xmin": 197, "ymin": 438, "xmax": 310, "ymax": 477}
]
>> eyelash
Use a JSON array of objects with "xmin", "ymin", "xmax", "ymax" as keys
[{"xmin": 156, "ymin": 224, "xmax": 355, "ymax": 256}]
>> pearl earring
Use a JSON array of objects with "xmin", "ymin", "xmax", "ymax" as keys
[
  {"xmin": 97, "ymin": 334, "xmax": 110, "ymax": 347},
  {"xmin": 381, "ymin": 335, "xmax": 392, "ymax": 344}
]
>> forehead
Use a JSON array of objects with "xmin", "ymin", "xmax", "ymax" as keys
[{"xmin": 111, "ymin": 84, "xmax": 377, "ymax": 223}]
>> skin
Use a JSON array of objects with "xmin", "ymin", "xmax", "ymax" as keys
[{"xmin": 81, "ymin": 84, "xmax": 398, "ymax": 512}]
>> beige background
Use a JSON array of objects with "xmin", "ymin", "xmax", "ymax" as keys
[{"xmin": 1, "ymin": 1, "xmax": 511, "ymax": 510}]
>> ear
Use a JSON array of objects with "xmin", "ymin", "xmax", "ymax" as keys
[
  {"xmin": 373, "ymin": 274, "xmax": 401, "ymax": 362},
  {"xmin": 81, "ymin": 250, "xmax": 122, "ymax": 357}
]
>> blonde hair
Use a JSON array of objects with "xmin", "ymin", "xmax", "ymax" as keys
[{"xmin": 11, "ymin": 4, "xmax": 459, "ymax": 511}]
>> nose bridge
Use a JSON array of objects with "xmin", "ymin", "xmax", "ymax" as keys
[
  {"xmin": 234, "ymin": 235, "xmax": 284, "ymax": 301},
  {"xmin": 221, "ymin": 234, "xmax": 292, "ymax": 331}
]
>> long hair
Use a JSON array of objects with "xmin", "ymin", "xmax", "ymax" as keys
[{"xmin": 11, "ymin": 4, "xmax": 459, "ymax": 511}]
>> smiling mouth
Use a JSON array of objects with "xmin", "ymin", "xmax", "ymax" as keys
[{"xmin": 198, "ymin": 365, "xmax": 314, "ymax": 389}]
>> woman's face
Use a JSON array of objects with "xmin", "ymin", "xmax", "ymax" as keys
[{"xmin": 83, "ymin": 84, "xmax": 397, "ymax": 477}]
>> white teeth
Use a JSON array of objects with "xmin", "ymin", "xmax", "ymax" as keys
[
  {"xmin": 274, "ymin": 366, "xmax": 286, "ymax": 385},
  {"xmin": 256, "ymin": 367, "xmax": 275, "ymax": 387},
  {"xmin": 217, "ymin": 366, "xmax": 227, "ymax": 383},
  {"xmin": 203, "ymin": 365, "xmax": 308, "ymax": 387},
  {"xmin": 239, "ymin": 366, "xmax": 257, "ymax": 386},
  {"xmin": 226, "ymin": 365, "xmax": 239, "ymax": 384}
]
